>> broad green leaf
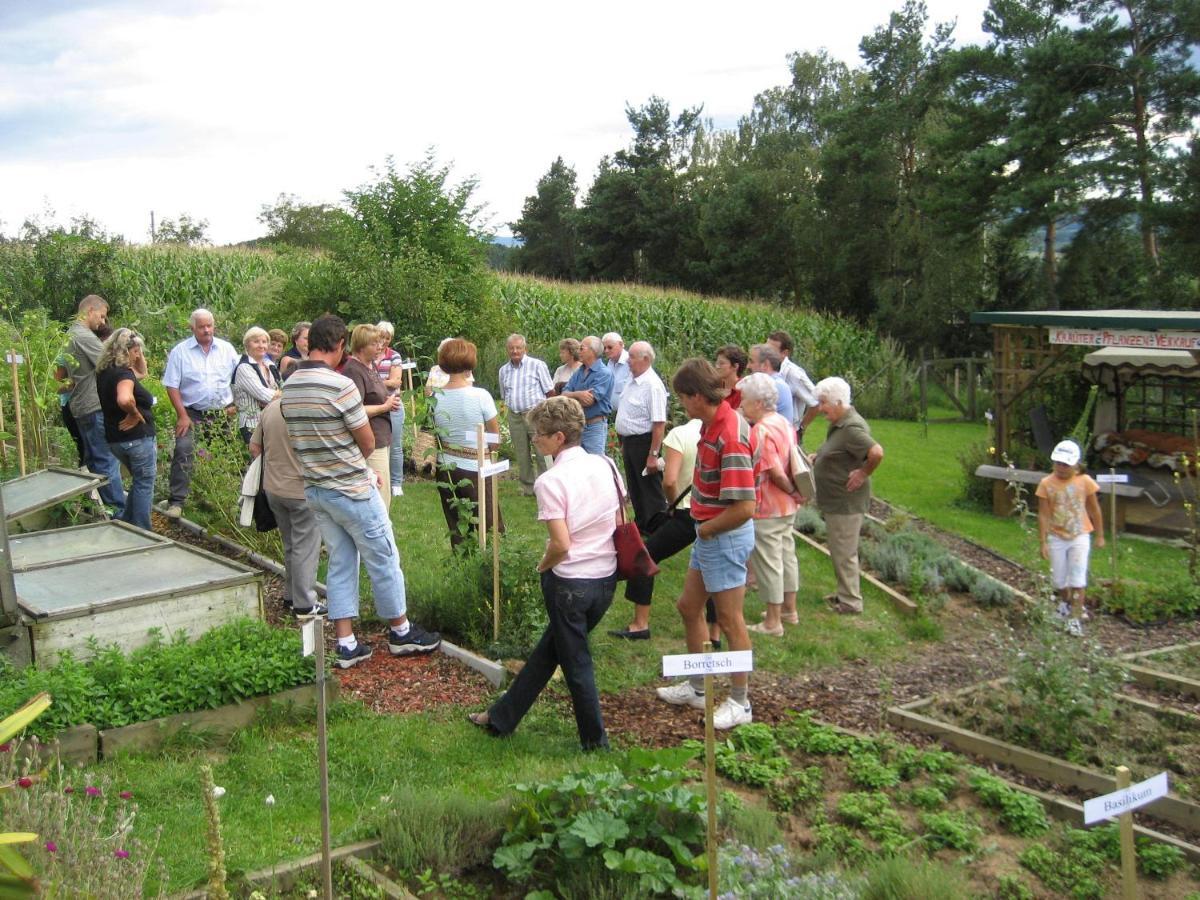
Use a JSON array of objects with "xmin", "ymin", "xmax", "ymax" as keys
[
  {"xmin": 0, "ymin": 845, "xmax": 33, "ymax": 879},
  {"xmin": 567, "ymin": 809, "xmax": 629, "ymax": 849},
  {"xmin": 0, "ymin": 838, "xmax": 34, "ymax": 848},
  {"xmin": 0, "ymin": 872, "xmax": 37, "ymax": 900}
]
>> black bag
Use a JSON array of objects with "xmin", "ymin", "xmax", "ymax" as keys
[
  {"xmin": 252, "ymin": 488, "xmax": 277, "ymax": 533},
  {"xmin": 643, "ymin": 485, "xmax": 692, "ymax": 535}
]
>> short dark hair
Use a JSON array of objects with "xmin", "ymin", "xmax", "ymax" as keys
[
  {"xmin": 767, "ymin": 330, "xmax": 794, "ymax": 354},
  {"xmin": 438, "ymin": 338, "xmax": 477, "ymax": 374},
  {"xmin": 307, "ymin": 315, "xmax": 347, "ymax": 353},
  {"xmin": 672, "ymin": 358, "xmax": 726, "ymax": 405},
  {"xmin": 716, "ymin": 344, "xmax": 748, "ymax": 377}
]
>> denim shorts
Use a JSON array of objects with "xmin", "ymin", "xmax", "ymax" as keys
[{"xmin": 689, "ymin": 518, "xmax": 755, "ymax": 593}]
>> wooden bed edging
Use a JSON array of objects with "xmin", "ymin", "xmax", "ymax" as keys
[
  {"xmin": 888, "ymin": 700, "xmax": 1200, "ymax": 836},
  {"xmin": 440, "ymin": 638, "xmax": 507, "ymax": 688},
  {"xmin": 169, "ymin": 839, "xmax": 386, "ymax": 899},
  {"xmin": 793, "ymin": 531, "xmax": 919, "ymax": 617},
  {"xmin": 1126, "ymin": 664, "xmax": 1200, "ymax": 701}
]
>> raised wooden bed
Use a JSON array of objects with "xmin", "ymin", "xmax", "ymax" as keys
[
  {"xmin": 1122, "ymin": 640, "xmax": 1200, "ymax": 700},
  {"xmin": 793, "ymin": 531, "xmax": 918, "ymax": 617}
]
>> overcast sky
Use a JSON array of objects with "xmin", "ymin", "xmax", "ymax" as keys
[{"xmin": 1, "ymin": 0, "xmax": 990, "ymax": 245}]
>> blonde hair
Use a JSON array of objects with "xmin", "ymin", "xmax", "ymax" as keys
[
  {"xmin": 96, "ymin": 328, "xmax": 145, "ymax": 373},
  {"xmin": 350, "ymin": 324, "xmax": 381, "ymax": 355},
  {"xmin": 242, "ymin": 326, "xmax": 269, "ymax": 349},
  {"xmin": 526, "ymin": 396, "xmax": 585, "ymax": 446}
]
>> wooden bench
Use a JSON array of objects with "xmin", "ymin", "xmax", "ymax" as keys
[{"xmin": 975, "ymin": 464, "xmax": 1145, "ymax": 527}]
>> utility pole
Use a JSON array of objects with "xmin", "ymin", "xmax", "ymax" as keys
[{"xmin": 150, "ymin": 211, "xmax": 156, "ymax": 243}]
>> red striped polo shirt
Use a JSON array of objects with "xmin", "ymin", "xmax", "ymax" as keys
[{"xmin": 691, "ymin": 400, "xmax": 759, "ymax": 522}]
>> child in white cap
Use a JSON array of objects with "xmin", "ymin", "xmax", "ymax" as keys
[{"xmin": 1036, "ymin": 439, "xmax": 1105, "ymax": 636}]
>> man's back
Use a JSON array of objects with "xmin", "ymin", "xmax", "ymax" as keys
[{"xmin": 281, "ymin": 362, "xmax": 372, "ymax": 498}]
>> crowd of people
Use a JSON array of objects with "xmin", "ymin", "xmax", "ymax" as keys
[{"xmin": 57, "ymin": 295, "xmax": 889, "ymax": 745}]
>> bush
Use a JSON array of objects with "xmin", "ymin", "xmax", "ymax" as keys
[
  {"xmin": 970, "ymin": 575, "xmax": 1015, "ymax": 608},
  {"xmin": 379, "ymin": 788, "xmax": 505, "ymax": 874},
  {"xmin": 0, "ymin": 619, "xmax": 316, "ymax": 738},
  {"xmin": 967, "ymin": 769, "xmax": 1050, "ymax": 837},
  {"xmin": 793, "ymin": 506, "xmax": 827, "ymax": 539},
  {"xmin": 957, "ymin": 440, "xmax": 995, "ymax": 511}
]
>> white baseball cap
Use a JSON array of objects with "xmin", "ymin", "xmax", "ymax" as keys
[{"xmin": 1050, "ymin": 440, "xmax": 1081, "ymax": 467}]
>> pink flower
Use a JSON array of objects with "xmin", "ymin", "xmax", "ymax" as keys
[
  {"xmin": 85, "ymin": 786, "xmax": 101, "ymax": 797},
  {"xmin": 16, "ymin": 777, "xmax": 32, "ymax": 788},
  {"xmin": 0, "ymin": 742, "xmax": 10, "ymax": 752},
  {"xmin": 45, "ymin": 841, "xmax": 58, "ymax": 853},
  {"xmin": 113, "ymin": 849, "xmax": 129, "ymax": 859},
  {"xmin": 119, "ymin": 791, "xmax": 133, "ymax": 800}
]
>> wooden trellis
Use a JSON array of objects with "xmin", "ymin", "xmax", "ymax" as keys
[{"xmin": 991, "ymin": 325, "xmax": 1075, "ymax": 461}]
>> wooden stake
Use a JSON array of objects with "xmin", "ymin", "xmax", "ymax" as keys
[
  {"xmin": 492, "ymin": 471, "xmax": 501, "ymax": 641},
  {"xmin": 405, "ymin": 360, "xmax": 417, "ymax": 444},
  {"xmin": 1116, "ymin": 766, "xmax": 1140, "ymax": 900},
  {"xmin": 703, "ymin": 639, "xmax": 718, "ymax": 900},
  {"xmin": 1110, "ymin": 467, "xmax": 1119, "ymax": 593},
  {"xmin": 0, "ymin": 389, "xmax": 8, "ymax": 468},
  {"xmin": 10, "ymin": 351, "xmax": 25, "ymax": 476},
  {"xmin": 476, "ymin": 423, "xmax": 487, "ymax": 551},
  {"xmin": 315, "ymin": 625, "xmax": 333, "ymax": 900}
]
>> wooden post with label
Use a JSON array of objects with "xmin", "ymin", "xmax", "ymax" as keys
[
  {"xmin": 492, "ymin": 472, "xmax": 501, "ymax": 641},
  {"xmin": 1116, "ymin": 766, "xmax": 1139, "ymax": 900},
  {"xmin": 1109, "ymin": 467, "xmax": 1119, "ymax": 588},
  {"xmin": 702, "ymin": 640, "xmax": 718, "ymax": 900},
  {"xmin": 0, "ymin": 387, "xmax": 7, "ymax": 468},
  {"xmin": 9, "ymin": 352, "xmax": 25, "ymax": 476},
  {"xmin": 476, "ymin": 423, "xmax": 487, "ymax": 551}
]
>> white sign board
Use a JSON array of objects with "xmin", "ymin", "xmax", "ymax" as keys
[
  {"xmin": 1049, "ymin": 327, "xmax": 1200, "ymax": 351},
  {"xmin": 1083, "ymin": 772, "xmax": 1169, "ymax": 824},
  {"xmin": 4, "ymin": 353, "xmax": 23, "ymax": 365},
  {"xmin": 662, "ymin": 650, "xmax": 753, "ymax": 678},
  {"xmin": 479, "ymin": 459, "xmax": 510, "ymax": 478},
  {"xmin": 1096, "ymin": 474, "xmax": 1130, "ymax": 484},
  {"xmin": 301, "ymin": 619, "xmax": 317, "ymax": 657},
  {"xmin": 398, "ymin": 361, "xmax": 417, "ymax": 370},
  {"xmin": 462, "ymin": 430, "xmax": 501, "ymax": 446}
]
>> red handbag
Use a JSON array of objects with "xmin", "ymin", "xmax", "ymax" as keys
[{"xmin": 606, "ymin": 461, "xmax": 659, "ymax": 580}]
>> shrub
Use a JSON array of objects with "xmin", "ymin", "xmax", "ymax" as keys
[
  {"xmin": 859, "ymin": 855, "xmax": 972, "ymax": 899},
  {"xmin": 697, "ymin": 723, "xmax": 789, "ymax": 787},
  {"xmin": 957, "ymin": 440, "xmax": 995, "ymax": 511},
  {"xmin": 379, "ymin": 788, "xmax": 504, "ymax": 874},
  {"xmin": 970, "ymin": 575, "xmax": 1016, "ymax": 608},
  {"xmin": 792, "ymin": 505, "xmax": 827, "ymax": 539},
  {"xmin": 847, "ymin": 751, "xmax": 901, "ymax": 790},
  {"xmin": 941, "ymin": 558, "xmax": 979, "ymax": 594},
  {"xmin": 767, "ymin": 766, "xmax": 825, "ymax": 813}
]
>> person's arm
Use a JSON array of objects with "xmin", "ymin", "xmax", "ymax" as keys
[
  {"xmin": 537, "ymin": 518, "xmax": 571, "ymax": 572},
  {"xmin": 662, "ymin": 445, "xmax": 684, "ymax": 502},
  {"xmin": 563, "ymin": 388, "xmax": 596, "ymax": 407},
  {"xmin": 166, "ymin": 386, "xmax": 191, "ymax": 438},
  {"xmin": 115, "ymin": 378, "xmax": 145, "ymax": 432},
  {"xmin": 697, "ymin": 499, "xmax": 756, "ymax": 540},
  {"xmin": 1086, "ymin": 490, "xmax": 1106, "ymax": 548},
  {"xmin": 279, "ymin": 356, "xmax": 297, "ymax": 378},
  {"xmin": 799, "ymin": 405, "xmax": 819, "ymax": 434},
  {"xmin": 1037, "ymin": 492, "xmax": 1051, "ymax": 559},
  {"xmin": 845, "ymin": 443, "xmax": 883, "ymax": 493},
  {"xmin": 485, "ymin": 415, "xmax": 500, "ymax": 436},
  {"xmin": 350, "ymin": 420, "xmax": 375, "ymax": 457},
  {"xmin": 235, "ymin": 364, "xmax": 278, "ymax": 408},
  {"xmin": 767, "ymin": 457, "xmax": 793, "ymax": 495},
  {"xmin": 364, "ymin": 391, "xmax": 400, "ymax": 417}
]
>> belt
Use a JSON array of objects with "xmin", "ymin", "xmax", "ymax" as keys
[{"xmin": 586, "ymin": 415, "xmax": 606, "ymax": 425}]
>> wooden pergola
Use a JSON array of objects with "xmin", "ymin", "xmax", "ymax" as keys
[{"xmin": 970, "ymin": 310, "xmax": 1200, "ymax": 462}]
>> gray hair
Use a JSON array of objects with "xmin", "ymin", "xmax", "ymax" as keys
[
  {"xmin": 376, "ymin": 320, "xmax": 395, "ymax": 338},
  {"xmin": 242, "ymin": 326, "xmax": 269, "ymax": 348},
  {"xmin": 815, "ymin": 376, "xmax": 852, "ymax": 407},
  {"xmin": 506, "ymin": 333, "xmax": 527, "ymax": 348},
  {"xmin": 190, "ymin": 308, "xmax": 214, "ymax": 327},
  {"xmin": 629, "ymin": 340, "xmax": 655, "ymax": 364},
  {"xmin": 581, "ymin": 335, "xmax": 602, "ymax": 356},
  {"xmin": 291, "ymin": 321, "xmax": 311, "ymax": 343},
  {"xmin": 750, "ymin": 343, "xmax": 782, "ymax": 372},
  {"xmin": 96, "ymin": 327, "xmax": 145, "ymax": 373},
  {"xmin": 737, "ymin": 372, "xmax": 779, "ymax": 410},
  {"xmin": 602, "ymin": 332, "xmax": 623, "ymax": 347}
]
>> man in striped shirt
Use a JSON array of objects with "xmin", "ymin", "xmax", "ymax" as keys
[
  {"xmin": 498, "ymin": 334, "xmax": 554, "ymax": 496},
  {"xmin": 281, "ymin": 315, "xmax": 440, "ymax": 669},
  {"xmin": 655, "ymin": 358, "xmax": 759, "ymax": 730}
]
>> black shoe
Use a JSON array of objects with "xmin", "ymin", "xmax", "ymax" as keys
[
  {"xmin": 710, "ymin": 639, "xmax": 722, "ymax": 651},
  {"xmin": 608, "ymin": 628, "xmax": 651, "ymax": 641},
  {"xmin": 388, "ymin": 623, "xmax": 441, "ymax": 655},
  {"xmin": 334, "ymin": 642, "xmax": 373, "ymax": 669},
  {"xmin": 291, "ymin": 602, "xmax": 328, "ymax": 618}
]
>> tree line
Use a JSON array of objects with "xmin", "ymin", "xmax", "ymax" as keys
[{"xmin": 508, "ymin": 0, "xmax": 1200, "ymax": 354}]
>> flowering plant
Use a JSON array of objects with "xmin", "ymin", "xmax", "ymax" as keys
[{"xmin": 718, "ymin": 843, "xmax": 861, "ymax": 898}]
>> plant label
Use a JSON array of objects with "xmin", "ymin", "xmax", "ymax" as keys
[
  {"xmin": 1096, "ymin": 473, "xmax": 1130, "ymax": 483},
  {"xmin": 5, "ymin": 353, "xmax": 23, "ymax": 365},
  {"xmin": 1083, "ymin": 772, "xmax": 1168, "ymax": 824},
  {"xmin": 398, "ymin": 361, "xmax": 417, "ymax": 370},
  {"xmin": 301, "ymin": 619, "xmax": 317, "ymax": 657},
  {"xmin": 479, "ymin": 459, "xmax": 510, "ymax": 478},
  {"xmin": 462, "ymin": 430, "xmax": 500, "ymax": 446},
  {"xmin": 662, "ymin": 650, "xmax": 753, "ymax": 678}
]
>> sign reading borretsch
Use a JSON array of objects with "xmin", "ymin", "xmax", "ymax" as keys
[
  {"xmin": 662, "ymin": 650, "xmax": 753, "ymax": 679},
  {"xmin": 1083, "ymin": 772, "xmax": 1169, "ymax": 825},
  {"xmin": 1048, "ymin": 327, "xmax": 1200, "ymax": 351}
]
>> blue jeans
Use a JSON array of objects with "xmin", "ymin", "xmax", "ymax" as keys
[
  {"xmin": 581, "ymin": 421, "xmax": 608, "ymax": 455},
  {"xmin": 488, "ymin": 569, "xmax": 617, "ymax": 750},
  {"xmin": 389, "ymin": 405, "xmax": 405, "ymax": 488},
  {"xmin": 108, "ymin": 436, "xmax": 157, "ymax": 531},
  {"xmin": 79, "ymin": 411, "xmax": 126, "ymax": 516},
  {"xmin": 305, "ymin": 485, "xmax": 406, "ymax": 622}
]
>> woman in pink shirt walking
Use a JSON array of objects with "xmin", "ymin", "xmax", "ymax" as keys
[{"xmin": 468, "ymin": 396, "xmax": 622, "ymax": 750}]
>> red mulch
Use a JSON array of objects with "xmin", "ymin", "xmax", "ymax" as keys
[{"xmin": 333, "ymin": 634, "xmax": 494, "ymax": 714}]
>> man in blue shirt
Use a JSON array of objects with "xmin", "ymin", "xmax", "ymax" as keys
[
  {"xmin": 602, "ymin": 332, "xmax": 632, "ymax": 412},
  {"xmin": 748, "ymin": 344, "xmax": 794, "ymax": 424},
  {"xmin": 562, "ymin": 336, "xmax": 614, "ymax": 455}
]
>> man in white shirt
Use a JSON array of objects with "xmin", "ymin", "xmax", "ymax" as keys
[
  {"xmin": 497, "ymin": 333, "xmax": 554, "ymax": 496},
  {"xmin": 768, "ymin": 330, "xmax": 819, "ymax": 445},
  {"xmin": 614, "ymin": 340, "xmax": 668, "ymax": 531},
  {"xmin": 602, "ymin": 331, "xmax": 632, "ymax": 412},
  {"xmin": 162, "ymin": 308, "xmax": 240, "ymax": 518}
]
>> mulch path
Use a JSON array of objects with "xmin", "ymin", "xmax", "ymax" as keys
[{"xmin": 334, "ymin": 636, "xmax": 494, "ymax": 714}]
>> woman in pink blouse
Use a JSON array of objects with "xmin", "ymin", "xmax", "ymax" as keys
[
  {"xmin": 468, "ymin": 396, "xmax": 621, "ymax": 751},
  {"xmin": 739, "ymin": 373, "xmax": 802, "ymax": 635}
]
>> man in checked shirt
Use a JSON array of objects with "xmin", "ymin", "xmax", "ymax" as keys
[{"xmin": 498, "ymin": 334, "xmax": 554, "ymax": 496}]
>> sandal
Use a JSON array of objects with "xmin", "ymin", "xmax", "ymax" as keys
[
  {"xmin": 748, "ymin": 621, "xmax": 785, "ymax": 636},
  {"xmin": 467, "ymin": 711, "xmax": 491, "ymax": 729},
  {"xmin": 781, "ymin": 613, "xmax": 800, "ymax": 625}
]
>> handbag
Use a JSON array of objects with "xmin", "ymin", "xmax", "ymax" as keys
[
  {"xmin": 606, "ymin": 460, "xmax": 659, "ymax": 580},
  {"xmin": 789, "ymin": 443, "xmax": 817, "ymax": 502},
  {"xmin": 643, "ymin": 485, "xmax": 692, "ymax": 535}
]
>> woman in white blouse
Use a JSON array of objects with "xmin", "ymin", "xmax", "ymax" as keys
[{"xmin": 232, "ymin": 326, "xmax": 281, "ymax": 443}]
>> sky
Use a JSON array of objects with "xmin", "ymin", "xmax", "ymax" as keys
[{"xmin": 0, "ymin": 0, "xmax": 990, "ymax": 245}]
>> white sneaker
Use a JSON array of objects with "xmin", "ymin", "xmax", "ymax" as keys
[
  {"xmin": 165, "ymin": 504, "xmax": 183, "ymax": 520},
  {"xmin": 713, "ymin": 698, "xmax": 753, "ymax": 730},
  {"xmin": 1055, "ymin": 601, "xmax": 1070, "ymax": 619},
  {"xmin": 391, "ymin": 485, "xmax": 404, "ymax": 497},
  {"xmin": 1066, "ymin": 618, "xmax": 1084, "ymax": 637},
  {"xmin": 656, "ymin": 682, "xmax": 706, "ymax": 709}
]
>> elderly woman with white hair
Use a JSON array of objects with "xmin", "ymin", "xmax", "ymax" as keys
[
  {"xmin": 373, "ymin": 320, "xmax": 408, "ymax": 497},
  {"xmin": 812, "ymin": 376, "xmax": 883, "ymax": 615},
  {"xmin": 738, "ymin": 372, "xmax": 802, "ymax": 635},
  {"xmin": 232, "ymin": 326, "xmax": 281, "ymax": 443}
]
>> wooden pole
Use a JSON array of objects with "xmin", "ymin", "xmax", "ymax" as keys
[
  {"xmin": 1110, "ymin": 467, "xmax": 1119, "ymax": 593},
  {"xmin": 406, "ymin": 361, "xmax": 417, "ymax": 444},
  {"xmin": 1115, "ymin": 766, "xmax": 1140, "ymax": 900},
  {"xmin": 476, "ymin": 423, "xmax": 487, "ymax": 551},
  {"xmin": 703, "ymin": 639, "xmax": 718, "ymax": 900},
  {"xmin": 0, "ymin": 389, "xmax": 8, "ymax": 468},
  {"xmin": 492, "ymin": 472, "xmax": 501, "ymax": 641},
  {"xmin": 10, "ymin": 352, "xmax": 25, "ymax": 476},
  {"xmin": 919, "ymin": 350, "xmax": 928, "ymax": 440},
  {"xmin": 315, "ymin": 626, "xmax": 333, "ymax": 900},
  {"xmin": 967, "ymin": 359, "xmax": 978, "ymax": 422}
]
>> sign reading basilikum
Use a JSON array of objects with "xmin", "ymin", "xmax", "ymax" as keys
[
  {"xmin": 1049, "ymin": 327, "xmax": 1200, "ymax": 351},
  {"xmin": 1083, "ymin": 772, "xmax": 1169, "ymax": 825}
]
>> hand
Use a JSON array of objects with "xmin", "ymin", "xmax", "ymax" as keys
[
  {"xmin": 385, "ymin": 393, "xmax": 401, "ymax": 411},
  {"xmin": 698, "ymin": 524, "xmax": 713, "ymax": 540},
  {"xmin": 175, "ymin": 412, "xmax": 192, "ymax": 438},
  {"xmin": 1040, "ymin": 541, "xmax": 1050, "ymax": 561},
  {"xmin": 579, "ymin": 389, "xmax": 595, "ymax": 407},
  {"xmin": 1095, "ymin": 533, "xmax": 1106, "ymax": 548},
  {"xmin": 845, "ymin": 468, "xmax": 867, "ymax": 492},
  {"xmin": 118, "ymin": 411, "xmax": 144, "ymax": 432},
  {"xmin": 645, "ymin": 454, "xmax": 660, "ymax": 473},
  {"xmin": 373, "ymin": 469, "xmax": 383, "ymax": 489},
  {"xmin": 224, "ymin": 404, "xmax": 237, "ymax": 417}
]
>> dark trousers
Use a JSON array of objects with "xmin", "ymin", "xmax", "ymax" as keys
[
  {"xmin": 169, "ymin": 407, "xmax": 232, "ymax": 504},
  {"xmin": 625, "ymin": 507, "xmax": 717, "ymax": 624},
  {"xmin": 619, "ymin": 431, "xmax": 666, "ymax": 532},
  {"xmin": 61, "ymin": 404, "xmax": 85, "ymax": 465},
  {"xmin": 488, "ymin": 570, "xmax": 617, "ymax": 750},
  {"xmin": 435, "ymin": 464, "xmax": 505, "ymax": 551}
]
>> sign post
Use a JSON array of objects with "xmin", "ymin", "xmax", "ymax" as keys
[
  {"xmin": 662, "ymin": 647, "xmax": 754, "ymax": 900},
  {"xmin": 1097, "ymin": 471, "xmax": 1128, "ymax": 596},
  {"xmin": 400, "ymin": 359, "xmax": 418, "ymax": 444},
  {"xmin": 1084, "ymin": 769, "xmax": 1170, "ymax": 900},
  {"xmin": 302, "ymin": 617, "xmax": 333, "ymax": 900},
  {"xmin": 7, "ymin": 352, "xmax": 25, "ymax": 476}
]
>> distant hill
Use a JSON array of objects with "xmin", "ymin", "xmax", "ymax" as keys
[{"xmin": 490, "ymin": 235, "xmax": 524, "ymax": 248}]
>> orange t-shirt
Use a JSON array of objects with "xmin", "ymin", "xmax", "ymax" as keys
[{"xmin": 1036, "ymin": 473, "xmax": 1099, "ymax": 539}]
